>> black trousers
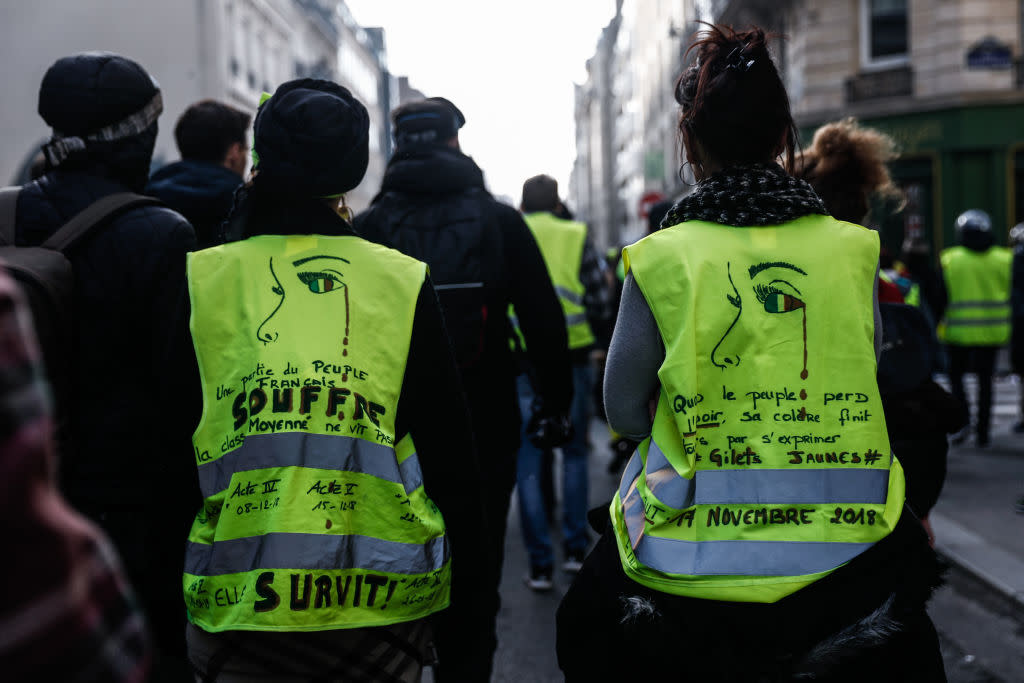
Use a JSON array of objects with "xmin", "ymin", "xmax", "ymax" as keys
[
  {"xmin": 432, "ymin": 448, "xmax": 516, "ymax": 683},
  {"xmin": 946, "ymin": 345, "xmax": 998, "ymax": 439}
]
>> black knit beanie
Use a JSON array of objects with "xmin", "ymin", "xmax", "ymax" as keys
[
  {"xmin": 391, "ymin": 97, "xmax": 465, "ymax": 149},
  {"xmin": 253, "ymin": 79, "xmax": 369, "ymax": 197},
  {"xmin": 38, "ymin": 52, "xmax": 159, "ymax": 136}
]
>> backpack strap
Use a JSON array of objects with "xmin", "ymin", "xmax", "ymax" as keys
[
  {"xmin": 0, "ymin": 186, "xmax": 22, "ymax": 247},
  {"xmin": 41, "ymin": 192, "xmax": 162, "ymax": 252}
]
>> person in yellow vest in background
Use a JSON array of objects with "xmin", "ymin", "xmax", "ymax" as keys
[
  {"xmin": 514, "ymin": 174, "xmax": 612, "ymax": 591},
  {"xmin": 182, "ymin": 79, "xmax": 488, "ymax": 682},
  {"xmin": 939, "ymin": 209, "xmax": 1013, "ymax": 447},
  {"xmin": 557, "ymin": 25, "xmax": 943, "ymax": 681}
]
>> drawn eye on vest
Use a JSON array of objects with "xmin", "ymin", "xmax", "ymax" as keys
[
  {"xmin": 711, "ymin": 261, "xmax": 810, "ymax": 385},
  {"xmin": 297, "ymin": 270, "xmax": 344, "ymax": 294},
  {"xmin": 256, "ymin": 254, "xmax": 352, "ymax": 352},
  {"xmin": 753, "ymin": 281, "xmax": 805, "ymax": 313}
]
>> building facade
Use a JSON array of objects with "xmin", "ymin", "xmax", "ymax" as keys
[
  {"xmin": 716, "ymin": 0, "xmax": 1024, "ymax": 255},
  {"xmin": 0, "ymin": 0, "xmax": 392, "ymax": 212},
  {"xmin": 571, "ymin": 7, "xmax": 623, "ymax": 249},
  {"xmin": 574, "ymin": 0, "xmax": 1024, "ymax": 256},
  {"xmin": 571, "ymin": 0, "xmax": 695, "ymax": 248}
]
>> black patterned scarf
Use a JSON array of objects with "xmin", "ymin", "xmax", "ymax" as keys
[{"xmin": 661, "ymin": 162, "xmax": 828, "ymax": 228}]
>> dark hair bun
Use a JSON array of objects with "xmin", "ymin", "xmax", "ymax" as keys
[{"xmin": 675, "ymin": 24, "xmax": 796, "ymax": 172}]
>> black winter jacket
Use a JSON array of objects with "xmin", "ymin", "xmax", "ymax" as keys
[
  {"xmin": 354, "ymin": 146, "xmax": 572, "ymax": 456},
  {"xmin": 146, "ymin": 159, "xmax": 241, "ymax": 249},
  {"xmin": 14, "ymin": 167, "xmax": 200, "ymax": 655}
]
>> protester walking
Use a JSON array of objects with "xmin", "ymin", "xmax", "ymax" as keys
[
  {"xmin": 182, "ymin": 79, "xmax": 487, "ymax": 683},
  {"xmin": 3, "ymin": 52, "xmax": 200, "ymax": 675},
  {"xmin": 796, "ymin": 117, "xmax": 964, "ymax": 546},
  {"xmin": 939, "ymin": 209, "xmax": 1013, "ymax": 447},
  {"xmin": 147, "ymin": 99, "xmax": 250, "ymax": 249},
  {"xmin": 514, "ymin": 174, "xmax": 611, "ymax": 589},
  {"xmin": 557, "ymin": 26, "xmax": 944, "ymax": 681},
  {"xmin": 354, "ymin": 96, "xmax": 572, "ymax": 681}
]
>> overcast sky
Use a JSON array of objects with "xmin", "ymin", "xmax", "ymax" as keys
[{"xmin": 345, "ymin": 0, "xmax": 617, "ymax": 203}]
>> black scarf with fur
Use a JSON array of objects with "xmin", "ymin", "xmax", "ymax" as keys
[{"xmin": 662, "ymin": 162, "xmax": 828, "ymax": 228}]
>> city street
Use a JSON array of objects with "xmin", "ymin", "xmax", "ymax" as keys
[{"xmin": 451, "ymin": 375, "xmax": 1024, "ymax": 682}]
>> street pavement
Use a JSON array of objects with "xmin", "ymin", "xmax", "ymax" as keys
[
  {"xmin": 429, "ymin": 374, "xmax": 1024, "ymax": 681},
  {"xmin": 929, "ymin": 372, "xmax": 1024, "ymax": 682}
]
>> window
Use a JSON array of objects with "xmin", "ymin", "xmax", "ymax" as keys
[{"xmin": 861, "ymin": 0, "xmax": 908, "ymax": 68}]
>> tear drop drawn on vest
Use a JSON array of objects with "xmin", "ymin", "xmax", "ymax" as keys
[
  {"xmin": 711, "ymin": 260, "xmax": 809, "ymax": 399},
  {"xmin": 256, "ymin": 254, "xmax": 352, "ymax": 358}
]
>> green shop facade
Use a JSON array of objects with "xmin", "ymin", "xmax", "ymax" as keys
[{"xmin": 801, "ymin": 100, "xmax": 1024, "ymax": 259}]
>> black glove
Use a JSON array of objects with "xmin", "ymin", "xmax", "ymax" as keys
[{"xmin": 526, "ymin": 412, "xmax": 573, "ymax": 449}]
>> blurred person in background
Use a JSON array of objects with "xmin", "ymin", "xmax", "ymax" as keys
[
  {"xmin": 147, "ymin": 99, "xmax": 250, "ymax": 249},
  {"xmin": 796, "ymin": 117, "xmax": 964, "ymax": 547},
  {"xmin": 184, "ymin": 79, "xmax": 487, "ymax": 682},
  {"xmin": 355, "ymin": 96, "xmax": 572, "ymax": 681},
  {"xmin": 515, "ymin": 174, "xmax": 612, "ymax": 590},
  {"xmin": 558, "ymin": 26, "xmax": 943, "ymax": 681},
  {"xmin": 9, "ymin": 52, "xmax": 199, "ymax": 674},
  {"xmin": 0, "ymin": 268, "xmax": 151, "ymax": 682},
  {"xmin": 939, "ymin": 209, "xmax": 1013, "ymax": 447}
]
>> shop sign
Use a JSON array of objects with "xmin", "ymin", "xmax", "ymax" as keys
[{"xmin": 966, "ymin": 37, "xmax": 1012, "ymax": 70}]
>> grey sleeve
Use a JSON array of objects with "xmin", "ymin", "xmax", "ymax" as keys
[{"xmin": 604, "ymin": 273, "xmax": 663, "ymax": 440}]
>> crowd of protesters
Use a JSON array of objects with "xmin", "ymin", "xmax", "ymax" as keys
[{"xmin": 4, "ymin": 20, "xmax": 1017, "ymax": 681}]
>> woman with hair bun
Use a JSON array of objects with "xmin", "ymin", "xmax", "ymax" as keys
[{"xmin": 557, "ymin": 26, "xmax": 945, "ymax": 681}]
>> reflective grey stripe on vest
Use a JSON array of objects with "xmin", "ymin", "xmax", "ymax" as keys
[
  {"xmin": 619, "ymin": 450, "xmax": 644, "ymax": 501},
  {"xmin": 555, "ymin": 285, "xmax": 584, "ymax": 306},
  {"xmin": 634, "ymin": 529, "xmax": 873, "ymax": 576},
  {"xmin": 645, "ymin": 439, "xmax": 695, "ymax": 508},
  {"xmin": 185, "ymin": 532, "xmax": 448, "ymax": 577},
  {"xmin": 565, "ymin": 312, "xmax": 588, "ymax": 327},
  {"xmin": 947, "ymin": 300, "xmax": 1010, "ymax": 310},
  {"xmin": 944, "ymin": 318, "xmax": 1011, "ymax": 327},
  {"xmin": 640, "ymin": 438, "xmax": 887, "ymax": 507},
  {"xmin": 198, "ymin": 433, "xmax": 423, "ymax": 497},
  {"xmin": 620, "ymin": 484, "xmax": 872, "ymax": 576},
  {"xmin": 694, "ymin": 468, "xmax": 888, "ymax": 505}
]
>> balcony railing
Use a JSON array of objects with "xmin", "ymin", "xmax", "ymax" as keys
[{"xmin": 845, "ymin": 65, "xmax": 914, "ymax": 103}]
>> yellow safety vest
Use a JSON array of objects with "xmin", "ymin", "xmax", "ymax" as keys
[
  {"xmin": 938, "ymin": 246, "xmax": 1012, "ymax": 346},
  {"xmin": 511, "ymin": 212, "xmax": 595, "ymax": 350},
  {"xmin": 184, "ymin": 234, "xmax": 450, "ymax": 632},
  {"xmin": 610, "ymin": 214, "xmax": 905, "ymax": 603}
]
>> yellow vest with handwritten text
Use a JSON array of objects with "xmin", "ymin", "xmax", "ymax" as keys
[
  {"xmin": 184, "ymin": 234, "xmax": 450, "ymax": 632},
  {"xmin": 610, "ymin": 215, "xmax": 905, "ymax": 603}
]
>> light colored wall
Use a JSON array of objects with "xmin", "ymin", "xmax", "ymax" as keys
[
  {"xmin": 788, "ymin": 0, "xmax": 1023, "ymax": 123},
  {"xmin": 913, "ymin": 0, "xmax": 1018, "ymax": 97},
  {"xmin": 0, "ymin": 0, "xmax": 203, "ymax": 181},
  {"xmin": 0, "ymin": 0, "xmax": 387, "ymax": 196}
]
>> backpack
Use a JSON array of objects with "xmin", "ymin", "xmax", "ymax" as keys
[
  {"xmin": 877, "ymin": 302, "xmax": 938, "ymax": 394},
  {"xmin": 0, "ymin": 187, "xmax": 162, "ymax": 458},
  {"xmin": 361, "ymin": 188, "xmax": 502, "ymax": 370}
]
